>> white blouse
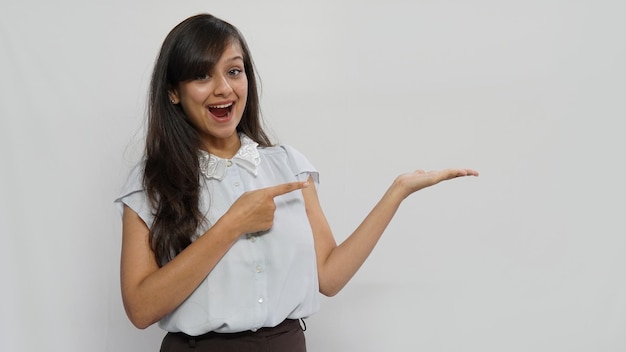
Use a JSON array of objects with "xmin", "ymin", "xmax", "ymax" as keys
[{"xmin": 115, "ymin": 135, "xmax": 320, "ymax": 335}]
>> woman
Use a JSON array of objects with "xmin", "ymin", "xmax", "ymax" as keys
[{"xmin": 116, "ymin": 13, "xmax": 478, "ymax": 351}]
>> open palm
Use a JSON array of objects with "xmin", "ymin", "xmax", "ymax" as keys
[{"xmin": 395, "ymin": 168, "xmax": 479, "ymax": 198}]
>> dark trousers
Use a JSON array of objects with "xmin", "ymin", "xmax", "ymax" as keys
[{"xmin": 160, "ymin": 319, "xmax": 306, "ymax": 352}]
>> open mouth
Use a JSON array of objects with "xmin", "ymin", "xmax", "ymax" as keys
[{"xmin": 208, "ymin": 102, "xmax": 233, "ymax": 118}]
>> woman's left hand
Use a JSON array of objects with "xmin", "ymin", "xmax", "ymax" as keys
[{"xmin": 394, "ymin": 168, "xmax": 479, "ymax": 199}]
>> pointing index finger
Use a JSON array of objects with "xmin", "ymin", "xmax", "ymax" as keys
[{"xmin": 266, "ymin": 181, "xmax": 309, "ymax": 198}]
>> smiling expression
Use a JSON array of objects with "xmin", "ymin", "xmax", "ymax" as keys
[{"xmin": 170, "ymin": 42, "xmax": 248, "ymax": 157}]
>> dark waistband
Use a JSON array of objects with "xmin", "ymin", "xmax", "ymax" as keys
[{"xmin": 171, "ymin": 319, "xmax": 302, "ymax": 341}]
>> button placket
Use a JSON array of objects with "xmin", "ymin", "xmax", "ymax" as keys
[
  {"xmin": 226, "ymin": 161, "xmax": 245, "ymax": 198},
  {"xmin": 225, "ymin": 164, "xmax": 268, "ymax": 326}
]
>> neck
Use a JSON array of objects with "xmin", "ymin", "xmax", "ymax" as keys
[{"xmin": 202, "ymin": 133, "xmax": 241, "ymax": 159}]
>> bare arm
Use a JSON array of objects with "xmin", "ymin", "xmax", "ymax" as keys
[
  {"xmin": 120, "ymin": 181, "xmax": 308, "ymax": 328},
  {"xmin": 305, "ymin": 169, "xmax": 478, "ymax": 297}
]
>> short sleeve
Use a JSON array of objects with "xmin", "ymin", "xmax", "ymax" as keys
[
  {"xmin": 114, "ymin": 162, "xmax": 155, "ymax": 228},
  {"xmin": 280, "ymin": 145, "xmax": 319, "ymax": 184}
]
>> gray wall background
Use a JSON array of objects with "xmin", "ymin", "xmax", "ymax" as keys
[{"xmin": 2, "ymin": 0, "xmax": 625, "ymax": 351}]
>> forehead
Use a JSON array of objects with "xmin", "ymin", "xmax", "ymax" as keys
[{"xmin": 217, "ymin": 41, "xmax": 244, "ymax": 62}]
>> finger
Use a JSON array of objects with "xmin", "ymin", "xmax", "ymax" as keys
[
  {"xmin": 448, "ymin": 168, "xmax": 479, "ymax": 178},
  {"xmin": 266, "ymin": 181, "xmax": 309, "ymax": 197},
  {"xmin": 452, "ymin": 168, "xmax": 479, "ymax": 177}
]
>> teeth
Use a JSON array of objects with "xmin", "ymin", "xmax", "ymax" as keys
[{"xmin": 208, "ymin": 102, "xmax": 233, "ymax": 109}]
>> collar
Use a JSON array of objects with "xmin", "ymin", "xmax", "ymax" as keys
[{"xmin": 198, "ymin": 134, "xmax": 260, "ymax": 181}]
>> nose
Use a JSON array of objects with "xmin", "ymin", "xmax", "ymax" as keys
[{"xmin": 213, "ymin": 75, "xmax": 233, "ymax": 96}]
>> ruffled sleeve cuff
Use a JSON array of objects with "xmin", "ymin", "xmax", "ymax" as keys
[
  {"xmin": 114, "ymin": 162, "xmax": 154, "ymax": 228},
  {"xmin": 280, "ymin": 145, "xmax": 319, "ymax": 184}
]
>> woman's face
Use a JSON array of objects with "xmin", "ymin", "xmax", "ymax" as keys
[{"xmin": 170, "ymin": 42, "xmax": 248, "ymax": 154}]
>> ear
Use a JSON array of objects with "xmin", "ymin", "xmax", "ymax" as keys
[{"xmin": 168, "ymin": 89, "xmax": 180, "ymax": 105}]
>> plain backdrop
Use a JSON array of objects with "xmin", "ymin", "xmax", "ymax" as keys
[{"xmin": 1, "ymin": 0, "xmax": 625, "ymax": 351}]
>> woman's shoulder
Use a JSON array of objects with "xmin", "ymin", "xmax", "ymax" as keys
[
  {"xmin": 259, "ymin": 143, "xmax": 319, "ymax": 183},
  {"xmin": 114, "ymin": 160, "xmax": 146, "ymax": 209},
  {"xmin": 119, "ymin": 161, "xmax": 146, "ymax": 195},
  {"xmin": 259, "ymin": 143, "xmax": 307, "ymax": 162},
  {"xmin": 114, "ymin": 160, "xmax": 154, "ymax": 224}
]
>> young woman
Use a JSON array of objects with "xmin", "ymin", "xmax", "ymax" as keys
[{"xmin": 116, "ymin": 13, "xmax": 478, "ymax": 352}]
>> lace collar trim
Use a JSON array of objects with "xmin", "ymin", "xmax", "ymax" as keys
[{"xmin": 198, "ymin": 134, "xmax": 260, "ymax": 180}]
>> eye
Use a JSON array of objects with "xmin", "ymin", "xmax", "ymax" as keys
[
  {"xmin": 195, "ymin": 73, "xmax": 210, "ymax": 81},
  {"xmin": 228, "ymin": 68, "xmax": 243, "ymax": 77}
]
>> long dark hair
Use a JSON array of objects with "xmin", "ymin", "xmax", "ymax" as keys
[{"xmin": 144, "ymin": 14, "xmax": 272, "ymax": 265}]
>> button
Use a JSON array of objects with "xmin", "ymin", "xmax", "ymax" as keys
[
  {"xmin": 256, "ymin": 265, "xmax": 263, "ymax": 273},
  {"xmin": 258, "ymin": 298, "xmax": 264, "ymax": 304},
  {"xmin": 250, "ymin": 236, "xmax": 257, "ymax": 243},
  {"xmin": 251, "ymin": 328, "xmax": 258, "ymax": 332},
  {"xmin": 226, "ymin": 160, "xmax": 233, "ymax": 167},
  {"xmin": 233, "ymin": 182, "xmax": 240, "ymax": 187}
]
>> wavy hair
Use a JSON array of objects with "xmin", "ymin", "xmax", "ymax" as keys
[{"xmin": 144, "ymin": 14, "xmax": 272, "ymax": 265}]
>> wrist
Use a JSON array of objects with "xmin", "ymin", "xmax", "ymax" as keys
[
  {"xmin": 388, "ymin": 177, "xmax": 411, "ymax": 202},
  {"xmin": 211, "ymin": 213, "xmax": 244, "ymax": 242}
]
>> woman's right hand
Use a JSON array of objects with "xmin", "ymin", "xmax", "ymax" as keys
[
  {"xmin": 120, "ymin": 180, "xmax": 308, "ymax": 328},
  {"xmin": 223, "ymin": 181, "xmax": 309, "ymax": 235}
]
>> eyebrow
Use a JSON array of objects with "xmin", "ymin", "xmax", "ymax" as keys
[{"xmin": 226, "ymin": 56, "xmax": 244, "ymax": 63}]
